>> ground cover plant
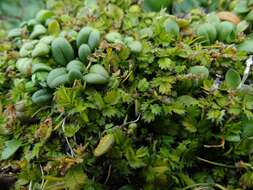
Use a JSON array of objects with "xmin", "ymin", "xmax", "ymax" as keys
[{"xmin": 2, "ymin": 0, "xmax": 253, "ymax": 189}]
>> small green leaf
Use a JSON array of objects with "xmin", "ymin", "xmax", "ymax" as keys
[
  {"xmin": 64, "ymin": 166, "xmax": 87, "ymax": 190},
  {"xmin": 225, "ymin": 134, "xmax": 241, "ymax": 142},
  {"xmin": 236, "ymin": 21, "xmax": 249, "ymax": 34},
  {"xmin": 150, "ymin": 104, "xmax": 162, "ymax": 115},
  {"xmin": 151, "ymin": 76, "xmax": 175, "ymax": 95},
  {"xmin": 125, "ymin": 146, "xmax": 147, "ymax": 169},
  {"xmin": 94, "ymin": 134, "xmax": 115, "ymax": 157},
  {"xmin": 237, "ymin": 39, "xmax": 253, "ymax": 53},
  {"xmin": 1, "ymin": 139, "xmax": 22, "ymax": 160},
  {"xmin": 64, "ymin": 124, "xmax": 81, "ymax": 137},
  {"xmin": 48, "ymin": 19, "xmax": 61, "ymax": 36},
  {"xmin": 244, "ymin": 95, "xmax": 253, "ymax": 110},
  {"xmin": 104, "ymin": 90, "xmax": 121, "ymax": 105},
  {"xmin": 177, "ymin": 95, "xmax": 198, "ymax": 106},
  {"xmin": 137, "ymin": 78, "xmax": 149, "ymax": 92},
  {"xmin": 41, "ymin": 176, "xmax": 65, "ymax": 190},
  {"xmin": 242, "ymin": 119, "xmax": 253, "ymax": 138},
  {"xmin": 182, "ymin": 120, "xmax": 197, "ymax": 133},
  {"xmin": 189, "ymin": 65, "xmax": 209, "ymax": 79},
  {"xmin": 102, "ymin": 106, "xmax": 119, "ymax": 118},
  {"xmin": 240, "ymin": 172, "xmax": 253, "ymax": 188},
  {"xmin": 225, "ymin": 69, "xmax": 241, "ymax": 89},
  {"xmin": 158, "ymin": 58, "xmax": 175, "ymax": 70},
  {"xmin": 234, "ymin": 0, "xmax": 249, "ymax": 14}
]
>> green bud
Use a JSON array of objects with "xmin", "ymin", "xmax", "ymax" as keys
[
  {"xmin": 106, "ymin": 32, "xmax": 123, "ymax": 43},
  {"xmin": 196, "ymin": 23, "xmax": 217, "ymax": 44},
  {"xmin": 94, "ymin": 134, "xmax": 115, "ymax": 157},
  {"xmin": 78, "ymin": 44, "xmax": 91, "ymax": 62},
  {"xmin": 164, "ymin": 18, "xmax": 180, "ymax": 37},
  {"xmin": 51, "ymin": 37, "xmax": 75, "ymax": 65},
  {"xmin": 32, "ymin": 89, "xmax": 52, "ymax": 104},
  {"xmin": 36, "ymin": 10, "xmax": 54, "ymax": 23},
  {"xmin": 127, "ymin": 41, "xmax": 143, "ymax": 53},
  {"xmin": 88, "ymin": 29, "xmax": 100, "ymax": 50},
  {"xmin": 76, "ymin": 26, "xmax": 93, "ymax": 47},
  {"xmin": 16, "ymin": 58, "xmax": 32, "ymax": 76},
  {"xmin": 217, "ymin": 21, "xmax": 236, "ymax": 43},
  {"xmin": 32, "ymin": 43, "xmax": 50, "ymax": 57},
  {"xmin": 30, "ymin": 24, "xmax": 47, "ymax": 39}
]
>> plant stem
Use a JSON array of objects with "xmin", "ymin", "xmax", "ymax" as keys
[
  {"xmin": 196, "ymin": 156, "xmax": 236, "ymax": 168},
  {"xmin": 183, "ymin": 183, "xmax": 210, "ymax": 190}
]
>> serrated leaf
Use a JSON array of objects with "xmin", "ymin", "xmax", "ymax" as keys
[
  {"xmin": 207, "ymin": 109, "xmax": 226, "ymax": 123},
  {"xmin": 92, "ymin": 92, "xmax": 105, "ymax": 110},
  {"xmin": 182, "ymin": 120, "xmax": 197, "ymax": 133},
  {"xmin": 240, "ymin": 172, "xmax": 253, "ymax": 188},
  {"xmin": 158, "ymin": 58, "xmax": 175, "ymax": 70},
  {"xmin": 102, "ymin": 106, "xmax": 118, "ymax": 117},
  {"xmin": 136, "ymin": 147, "xmax": 148, "ymax": 158},
  {"xmin": 64, "ymin": 124, "xmax": 81, "ymax": 137},
  {"xmin": 104, "ymin": 90, "xmax": 121, "ymax": 105},
  {"xmin": 244, "ymin": 95, "xmax": 253, "ymax": 110},
  {"xmin": 64, "ymin": 166, "xmax": 87, "ymax": 190},
  {"xmin": 150, "ymin": 104, "xmax": 162, "ymax": 115},
  {"xmin": 177, "ymin": 95, "xmax": 198, "ymax": 106},
  {"xmin": 225, "ymin": 69, "xmax": 241, "ymax": 89},
  {"xmin": 54, "ymin": 86, "xmax": 77, "ymax": 109},
  {"xmin": 137, "ymin": 78, "xmax": 149, "ymax": 92},
  {"xmin": 142, "ymin": 111, "xmax": 156, "ymax": 123},
  {"xmin": 125, "ymin": 147, "xmax": 146, "ymax": 169},
  {"xmin": 242, "ymin": 119, "xmax": 253, "ymax": 137},
  {"xmin": 1, "ymin": 139, "xmax": 22, "ymax": 160},
  {"xmin": 164, "ymin": 102, "xmax": 185, "ymax": 115},
  {"xmin": 152, "ymin": 76, "xmax": 175, "ymax": 95}
]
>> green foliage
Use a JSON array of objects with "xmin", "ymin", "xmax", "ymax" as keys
[
  {"xmin": 1, "ymin": 139, "xmax": 22, "ymax": 160},
  {"xmin": 64, "ymin": 166, "xmax": 88, "ymax": 190},
  {"xmin": 225, "ymin": 69, "xmax": 241, "ymax": 89},
  {"xmin": 0, "ymin": 0, "xmax": 45, "ymax": 30},
  {"xmin": 1, "ymin": 0, "xmax": 253, "ymax": 189}
]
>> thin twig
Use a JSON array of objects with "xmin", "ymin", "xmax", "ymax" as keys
[
  {"xmin": 122, "ymin": 115, "xmax": 128, "ymax": 125},
  {"xmin": 53, "ymin": 116, "xmax": 65, "ymax": 130},
  {"xmin": 121, "ymin": 70, "xmax": 133, "ymax": 83},
  {"xmin": 41, "ymin": 180, "xmax": 47, "ymax": 190},
  {"xmin": 86, "ymin": 61, "xmax": 92, "ymax": 70},
  {"xmin": 196, "ymin": 156, "xmax": 236, "ymax": 168},
  {"xmin": 204, "ymin": 136, "xmax": 225, "ymax": 148},
  {"xmin": 31, "ymin": 106, "xmax": 52, "ymax": 118},
  {"xmin": 28, "ymin": 180, "xmax": 32, "ymax": 190},
  {"xmin": 104, "ymin": 164, "xmax": 112, "ymax": 184},
  {"xmin": 204, "ymin": 143, "xmax": 224, "ymax": 148},
  {"xmin": 122, "ymin": 114, "xmax": 141, "ymax": 126},
  {"xmin": 183, "ymin": 183, "xmax": 210, "ymax": 190},
  {"xmin": 61, "ymin": 118, "xmax": 75, "ymax": 157},
  {"xmin": 102, "ymin": 114, "xmax": 141, "ymax": 135},
  {"xmin": 183, "ymin": 183, "xmax": 228, "ymax": 190},
  {"xmin": 238, "ymin": 55, "xmax": 253, "ymax": 89},
  {"xmin": 214, "ymin": 183, "xmax": 229, "ymax": 190},
  {"xmin": 40, "ymin": 164, "xmax": 45, "ymax": 189}
]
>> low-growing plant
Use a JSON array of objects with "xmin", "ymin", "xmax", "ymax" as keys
[{"xmin": 2, "ymin": 0, "xmax": 253, "ymax": 190}]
